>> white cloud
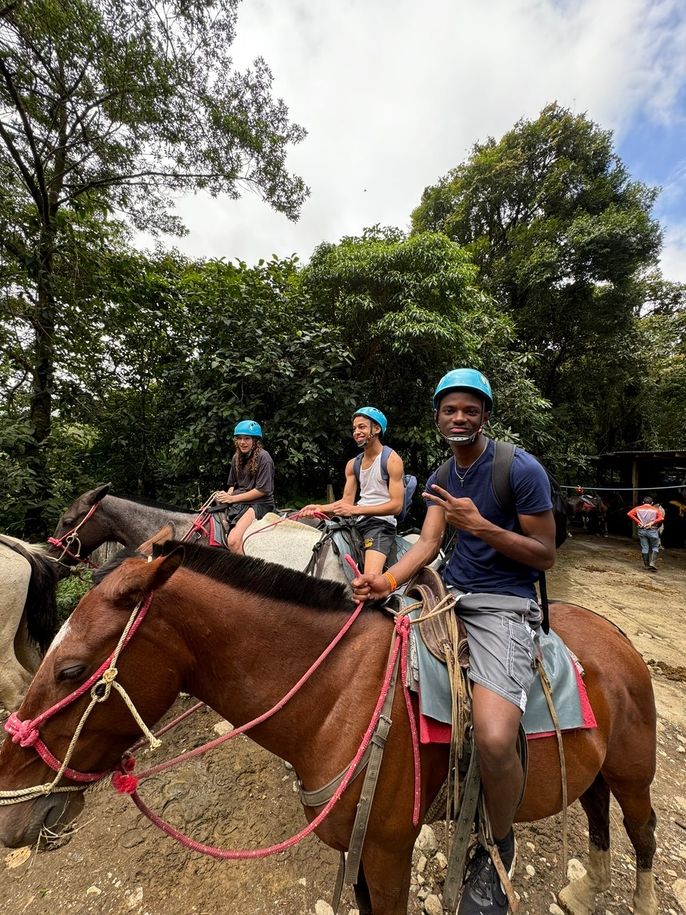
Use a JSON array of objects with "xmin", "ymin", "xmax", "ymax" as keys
[
  {"xmin": 660, "ymin": 223, "xmax": 686, "ymax": 282},
  {"xmin": 136, "ymin": 0, "xmax": 686, "ymax": 279}
]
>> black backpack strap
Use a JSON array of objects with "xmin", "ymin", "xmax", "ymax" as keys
[
  {"xmin": 434, "ymin": 458, "xmax": 453, "ymax": 491},
  {"xmin": 491, "ymin": 440, "xmax": 516, "ymax": 512},
  {"xmin": 355, "ymin": 446, "xmax": 393, "ymax": 483},
  {"xmin": 490, "ymin": 440, "xmax": 550, "ymax": 633},
  {"xmin": 538, "ymin": 571, "xmax": 550, "ymax": 635}
]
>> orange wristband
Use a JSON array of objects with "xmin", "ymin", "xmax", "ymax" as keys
[{"xmin": 383, "ymin": 571, "xmax": 398, "ymax": 592}]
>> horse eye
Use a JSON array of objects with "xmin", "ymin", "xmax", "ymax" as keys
[
  {"xmin": 58, "ymin": 665, "xmax": 87, "ymax": 682},
  {"xmin": 62, "ymin": 518, "xmax": 74, "ymax": 527}
]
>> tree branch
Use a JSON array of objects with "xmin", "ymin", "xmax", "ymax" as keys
[
  {"xmin": 0, "ymin": 56, "xmax": 49, "ymax": 218},
  {"xmin": 59, "ymin": 167, "xmax": 256, "ymax": 203}
]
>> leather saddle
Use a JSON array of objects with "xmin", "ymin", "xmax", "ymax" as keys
[{"xmin": 405, "ymin": 566, "xmax": 469, "ymax": 669}]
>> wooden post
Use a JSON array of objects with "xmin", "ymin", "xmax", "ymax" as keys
[{"xmin": 631, "ymin": 457, "xmax": 640, "ymax": 539}]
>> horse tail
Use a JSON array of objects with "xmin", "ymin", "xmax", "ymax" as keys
[{"xmin": 0, "ymin": 537, "xmax": 60, "ymax": 653}]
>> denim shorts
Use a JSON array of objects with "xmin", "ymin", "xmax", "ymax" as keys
[
  {"xmin": 450, "ymin": 591, "xmax": 542, "ymax": 712},
  {"xmin": 356, "ymin": 517, "xmax": 396, "ymax": 557}
]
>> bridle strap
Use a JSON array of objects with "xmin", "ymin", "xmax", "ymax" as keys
[
  {"xmin": 47, "ymin": 502, "xmax": 101, "ymax": 565},
  {"xmin": 1, "ymin": 592, "xmax": 156, "ymax": 803}
]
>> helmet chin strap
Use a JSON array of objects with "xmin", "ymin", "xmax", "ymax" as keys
[
  {"xmin": 436, "ymin": 400, "xmax": 487, "ymax": 446},
  {"xmin": 441, "ymin": 425, "xmax": 483, "ymax": 446},
  {"xmin": 357, "ymin": 432, "xmax": 378, "ymax": 450}
]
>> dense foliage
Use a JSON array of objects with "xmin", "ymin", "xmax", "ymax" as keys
[
  {"xmin": 412, "ymin": 104, "xmax": 665, "ymax": 461},
  {"xmin": 302, "ymin": 229, "xmax": 555, "ymax": 481},
  {"xmin": 0, "ymin": 93, "xmax": 684, "ymax": 535},
  {"xmin": 0, "ymin": 0, "xmax": 306, "ymax": 533}
]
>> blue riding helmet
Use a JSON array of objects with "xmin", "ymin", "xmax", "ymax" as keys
[
  {"xmin": 432, "ymin": 369, "xmax": 493, "ymax": 411},
  {"xmin": 353, "ymin": 407, "xmax": 388, "ymax": 436},
  {"xmin": 233, "ymin": 420, "xmax": 262, "ymax": 437}
]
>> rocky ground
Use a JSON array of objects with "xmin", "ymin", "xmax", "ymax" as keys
[{"xmin": 1, "ymin": 534, "xmax": 685, "ymax": 914}]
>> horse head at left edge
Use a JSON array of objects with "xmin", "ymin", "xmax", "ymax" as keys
[{"xmin": 0, "ymin": 548, "xmax": 185, "ymax": 847}]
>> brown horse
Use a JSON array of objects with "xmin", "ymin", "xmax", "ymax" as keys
[
  {"xmin": 0, "ymin": 544, "xmax": 658, "ymax": 915},
  {"xmin": 566, "ymin": 492, "xmax": 609, "ymax": 536}
]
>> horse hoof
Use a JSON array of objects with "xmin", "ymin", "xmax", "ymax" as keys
[
  {"xmin": 632, "ymin": 872, "xmax": 658, "ymax": 915},
  {"xmin": 557, "ymin": 879, "xmax": 595, "ymax": 915}
]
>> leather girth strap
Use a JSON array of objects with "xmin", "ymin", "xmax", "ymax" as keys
[
  {"xmin": 405, "ymin": 567, "xmax": 471, "ymax": 828},
  {"xmin": 296, "ymin": 638, "xmax": 401, "ymax": 914},
  {"xmin": 442, "ymin": 744, "xmax": 481, "ymax": 912}
]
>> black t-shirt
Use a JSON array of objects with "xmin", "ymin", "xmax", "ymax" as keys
[{"xmin": 227, "ymin": 450, "xmax": 274, "ymax": 504}]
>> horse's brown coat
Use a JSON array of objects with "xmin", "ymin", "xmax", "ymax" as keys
[{"xmin": 0, "ymin": 548, "xmax": 657, "ymax": 914}]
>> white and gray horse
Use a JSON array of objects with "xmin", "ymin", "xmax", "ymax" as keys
[
  {"xmin": 50, "ymin": 485, "xmax": 426, "ymax": 584},
  {"xmin": 0, "ymin": 536, "xmax": 60, "ymax": 711}
]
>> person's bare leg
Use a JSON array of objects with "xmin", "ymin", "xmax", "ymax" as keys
[
  {"xmin": 471, "ymin": 683, "xmax": 523, "ymax": 839},
  {"xmin": 227, "ymin": 508, "xmax": 256, "ymax": 555},
  {"xmin": 363, "ymin": 548, "xmax": 387, "ymax": 576}
]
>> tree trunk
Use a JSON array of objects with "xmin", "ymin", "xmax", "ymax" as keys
[{"xmin": 23, "ymin": 230, "xmax": 56, "ymax": 538}]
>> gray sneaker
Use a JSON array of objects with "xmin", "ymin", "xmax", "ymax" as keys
[{"xmin": 457, "ymin": 832, "xmax": 516, "ymax": 915}]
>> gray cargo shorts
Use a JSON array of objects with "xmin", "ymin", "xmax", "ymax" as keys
[
  {"xmin": 356, "ymin": 517, "xmax": 396, "ymax": 557},
  {"xmin": 450, "ymin": 589, "xmax": 543, "ymax": 712}
]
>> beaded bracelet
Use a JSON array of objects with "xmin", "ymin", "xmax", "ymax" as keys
[{"xmin": 383, "ymin": 571, "xmax": 398, "ymax": 592}]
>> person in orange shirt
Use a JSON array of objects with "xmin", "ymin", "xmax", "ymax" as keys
[{"xmin": 627, "ymin": 496, "xmax": 665, "ymax": 572}]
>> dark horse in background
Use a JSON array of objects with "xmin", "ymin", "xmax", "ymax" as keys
[
  {"xmin": 0, "ymin": 541, "xmax": 659, "ymax": 914},
  {"xmin": 567, "ymin": 490, "xmax": 609, "ymax": 536}
]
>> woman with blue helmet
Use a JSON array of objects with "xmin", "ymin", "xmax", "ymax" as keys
[
  {"xmin": 300, "ymin": 406, "xmax": 406, "ymax": 575},
  {"xmin": 214, "ymin": 420, "xmax": 275, "ymax": 553},
  {"xmin": 351, "ymin": 369, "xmax": 556, "ymax": 915}
]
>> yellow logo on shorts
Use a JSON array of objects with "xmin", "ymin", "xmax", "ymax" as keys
[{"xmin": 363, "ymin": 538, "xmax": 374, "ymax": 549}]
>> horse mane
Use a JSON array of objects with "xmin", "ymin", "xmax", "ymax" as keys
[
  {"xmin": 0, "ymin": 536, "xmax": 59, "ymax": 652},
  {"xmin": 92, "ymin": 548, "xmax": 142, "ymax": 584},
  {"xmin": 95, "ymin": 541, "xmax": 356, "ymax": 613},
  {"xmin": 117, "ymin": 494, "xmax": 195, "ymax": 514}
]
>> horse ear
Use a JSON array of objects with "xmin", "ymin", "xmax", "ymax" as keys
[
  {"xmin": 85, "ymin": 483, "xmax": 111, "ymax": 506},
  {"xmin": 148, "ymin": 546, "xmax": 184, "ymax": 590},
  {"xmin": 101, "ymin": 548, "xmax": 185, "ymax": 608},
  {"xmin": 138, "ymin": 524, "xmax": 175, "ymax": 556}
]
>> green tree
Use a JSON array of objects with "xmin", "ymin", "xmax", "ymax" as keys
[
  {"xmin": 303, "ymin": 230, "xmax": 555, "ymax": 480},
  {"xmin": 42, "ymin": 251, "xmax": 357, "ymax": 509},
  {"xmin": 158, "ymin": 256, "xmax": 357, "ymax": 504},
  {"xmin": 50, "ymin": 248, "xmax": 195, "ymax": 501},
  {"xmin": 0, "ymin": 0, "xmax": 307, "ymax": 533},
  {"xmin": 636, "ymin": 284, "xmax": 686, "ymax": 449},
  {"xmin": 411, "ymin": 104, "xmax": 661, "ymax": 427}
]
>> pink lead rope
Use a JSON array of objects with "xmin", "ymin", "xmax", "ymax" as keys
[
  {"xmin": 5, "ymin": 554, "xmax": 421, "ymax": 859},
  {"xmin": 112, "ymin": 555, "xmax": 422, "ymax": 857}
]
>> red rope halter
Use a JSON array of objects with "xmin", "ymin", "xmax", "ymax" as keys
[{"xmin": 3, "ymin": 555, "xmax": 422, "ymax": 858}]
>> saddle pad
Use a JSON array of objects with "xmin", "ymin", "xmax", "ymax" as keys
[
  {"xmin": 408, "ymin": 617, "xmax": 597, "ymax": 742},
  {"xmin": 326, "ymin": 526, "xmax": 414, "ymax": 583},
  {"xmin": 244, "ymin": 513, "xmax": 319, "ymax": 567},
  {"xmin": 190, "ymin": 511, "xmax": 228, "ymax": 548}
]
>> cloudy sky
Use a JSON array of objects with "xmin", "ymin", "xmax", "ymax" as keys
[{"xmin": 145, "ymin": 0, "xmax": 686, "ymax": 281}]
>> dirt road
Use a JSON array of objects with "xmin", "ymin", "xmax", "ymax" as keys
[{"xmin": 1, "ymin": 536, "xmax": 684, "ymax": 914}]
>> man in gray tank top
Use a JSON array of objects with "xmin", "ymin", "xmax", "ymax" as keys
[{"xmin": 300, "ymin": 407, "xmax": 405, "ymax": 575}]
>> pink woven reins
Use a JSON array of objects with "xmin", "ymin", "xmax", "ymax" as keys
[
  {"xmin": 121, "ymin": 613, "xmax": 419, "ymax": 859},
  {"xmin": 47, "ymin": 502, "xmax": 101, "ymax": 567},
  {"xmin": 3, "ymin": 593, "xmax": 155, "ymax": 789},
  {"xmin": 2, "ymin": 555, "xmax": 422, "ymax": 857}
]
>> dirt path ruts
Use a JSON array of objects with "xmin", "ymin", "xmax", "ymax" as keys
[{"xmin": 1, "ymin": 536, "xmax": 685, "ymax": 914}]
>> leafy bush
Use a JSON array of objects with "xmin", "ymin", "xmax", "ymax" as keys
[{"xmin": 56, "ymin": 572, "xmax": 92, "ymax": 625}]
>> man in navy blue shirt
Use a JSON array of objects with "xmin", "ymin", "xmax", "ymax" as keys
[{"xmin": 352, "ymin": 368, "xmax": 555, "ymax": 915}]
